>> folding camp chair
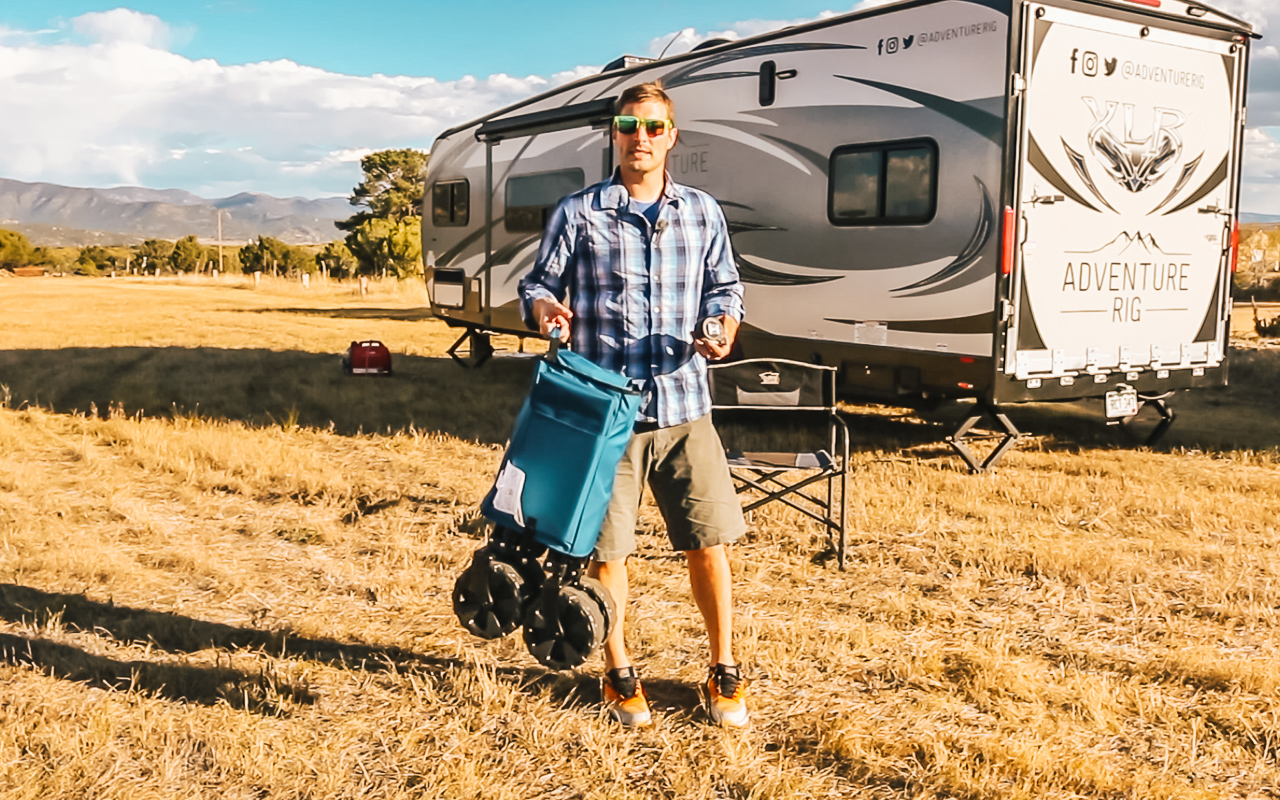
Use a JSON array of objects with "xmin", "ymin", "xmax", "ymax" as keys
[{"xmin": 708, "ymin": 359, "xmax": 850, "ymax": 569}]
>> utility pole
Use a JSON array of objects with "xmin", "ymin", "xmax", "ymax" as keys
[{"xmin": 217, "ymin": 209, "xmax": 224, "ymax": 273}]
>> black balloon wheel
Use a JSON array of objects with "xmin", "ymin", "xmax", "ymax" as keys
[
  {"xmin": 512, "ymin": 554, "xmax": 546, "ymax": 600},
  {"xmin": 577, "ymin": 576, "xmax": 617, "ymax": 646},
  {"xmin": 522, "ymin": 584, "xmax": 606, "ymax": 670},
  {"xmin": 452, "ymin": 555, "xmax": 527, "ymax": 640}
]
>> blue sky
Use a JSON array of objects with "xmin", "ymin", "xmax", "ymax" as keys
[
  {"xmin": 0, "ymin": 1, "xmax": 854, "ymax": 80},
  {"xmin": 1, "ymin": 1, "xmax": 1278, "ymax": 211}
]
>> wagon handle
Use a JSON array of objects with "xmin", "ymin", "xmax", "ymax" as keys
[{"xmin": 547, "ymin": 326, "xmax": 563, "ymax": 363}]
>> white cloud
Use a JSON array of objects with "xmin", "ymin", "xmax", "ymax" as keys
[
  {"xmin": 1245, "ymin": 128, "xmax": 1275, "ymax": 146},
  {"xmin": 645, "ymin": 8, "xmax": 858, "ymax": 58},
  {"xmin": 1205, "ymin": 2, "xmax": 1280, "ymax": 213},
  {"xmin": 0, "ymin": 4, "xmax": 1277, "ymax": 213},
  {"xmin": 642, "ymin": 0, "xmax": 919, "ymax": 58},
  {"xmin": 70, "ymin": 8, "xmax": 182, "ymax": 48},
  {"xmin": 1216, "ymin": 0, "xmax": 1273, "ymax": 32},
  {"xmin": 1242, "ymin": 127, "xmax": 1280, "ymax": 212},
  {"xmin": 0, "ymin": 24, "xmax": 55, "ymax": 46},
  {"xmin": 0, "ymin": 12, "xmax": 594, "ymax": 198},
  {"xmin": 1216, "ymin": 2, "xmax": 1280, "ymax": 108}
]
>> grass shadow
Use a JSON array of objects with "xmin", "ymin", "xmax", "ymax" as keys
[
  {"xmin": 841, "ymin": 409, "xmax": 952, "ymax": 452},
  {"xmin": 3, "ymin": 343, "xmax": 1277, "ymax": 456},
  {"xmin": 0, "ymin": 346, "xmax": 535, "ymax": 444},
  {"xmin": 505, "ymin": 666, "xmax": 703, "ymax": 717},
  {"xmin": 0, "ymin": 583, "xmax": 454, "ymax": 674},
  {"xmin": 0, "ymin": 631, "xmax": 316, "ymax": 714},
  {"xmin": 852, "ymin": 382, "xmax": 1280, "ymax": 460},
  {"xmin": 260, "ymin": 307, "xmax": 438, "ymax": 322},
  {"xmin": 0, "ymin": 584, "xmax": 644, "ymax": 716}
]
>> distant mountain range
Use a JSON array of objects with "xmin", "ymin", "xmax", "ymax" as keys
[
  {"xmin": 5, "ymin": 176, "xmax": 1273, "ymax": 248},
  {"xmin": 1241, "ymin": 213, "xmax": 1280, "ymax": 225},
  {"xmin": 0, "ymin": 178, "xmax": 356, "ymax": 246}
]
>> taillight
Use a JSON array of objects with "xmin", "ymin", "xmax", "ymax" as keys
[
  {"xmin": 1001, "ymin": 206, "xmax": 1017, "ymax": 276},
  {"xmin": 1230, "ymin": 219, "xmax": 1240, "ymax": 273},
  {"xmin": 1123, "ymin": 0, "xmax": 1160, "ymax": 7}
]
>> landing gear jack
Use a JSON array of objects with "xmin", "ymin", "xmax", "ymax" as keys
[
  {"xmin": 1109, "ymin": 392, "xmax": 1176, "ymax": 447},
  {"xmin": 946, "ymin": 399, "xmax": 1023, "ymax": 473},
  {"xmin": 447, "ymin": 329, "xmax": 495, "ymax": 369}
]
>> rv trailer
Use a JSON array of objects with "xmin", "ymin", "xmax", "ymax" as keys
[{"xmin": 421, "ymin": 0, "xmax": 1255, "ymax": 462}]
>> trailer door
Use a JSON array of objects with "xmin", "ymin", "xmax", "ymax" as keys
[
  {"xmin": 1006, "ymin": 4, "xmax": 1244, "ymax": 390},
  {"xmin": 477, "ymin": 127, "xmax": 613, "ymax": 329}
]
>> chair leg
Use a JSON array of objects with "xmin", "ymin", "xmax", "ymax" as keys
[
  {"xmin": 730, "ymin": 468, "xmax": 849, "ymax": 566},
  {"xmin": 741, "ymin": 469, "xmax": 830, "ymax": 509},
  {"xmin": 829, "ymin": 473, "xmax": 839, "ymax": 560},
  {"xmin": 735, "ymin": 472, "xmax": 836, "ymax": 525},
  {"xmin": 835, "ymin": 469, "xmax": 845, "ymax": 572}
]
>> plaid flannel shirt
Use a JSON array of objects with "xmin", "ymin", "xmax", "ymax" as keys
[{"xmin": 519, "ymin": 171, "xmax": 745, "ymax": 427}]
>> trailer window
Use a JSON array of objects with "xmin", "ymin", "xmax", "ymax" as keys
[
  {"xmin": 505, "ymin": 169, "xmax": 585, "ymax": 233},
  {"xmin": 829, "ymin": 140, "xmax": 937, "ymax": 226},
  {"xmin": 432, "ymin": 180, "xmax": 470, "ymax": 227}
]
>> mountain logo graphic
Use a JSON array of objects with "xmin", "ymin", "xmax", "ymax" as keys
[{"xmin": 1066, "ymin": 231, "xmax": 1190, "ymax": 256}]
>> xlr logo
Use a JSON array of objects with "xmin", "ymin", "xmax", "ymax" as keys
[
  {"xmin": 877, "ymin": 34, "xmax": 915, "ymax": 55},
  {"xmin": 1070, "ymin": 48, "xmax": 1118, "ymax": 77},
  {"xmin": 1083, "ymin": 98, "xmax": 1186, "ymax": 192}
]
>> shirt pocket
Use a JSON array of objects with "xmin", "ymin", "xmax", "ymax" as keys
[
  {"xmin": 587, "ymin": 220, "xmax": 647, "ymax": 299},
  {"xmin": 656, "ymin": 214, "xmax": 699, "ymax": 266}
]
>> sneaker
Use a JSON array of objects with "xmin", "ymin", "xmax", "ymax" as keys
[
  {"xmin": 603, "ymin": 666, "xmax": 652, "ymax": 727},
  {"xmin": 705, "ymin": 663, "xmax": 749, "ymax": 727}
]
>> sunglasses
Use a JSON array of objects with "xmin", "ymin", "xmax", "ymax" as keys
[{"xmin": 613, "ymin": 115, "xmax": 674, "ymax": 136}]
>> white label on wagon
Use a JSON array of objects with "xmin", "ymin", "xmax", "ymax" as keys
[{"xmin": 491, "ymin": 462, "xmax": 526, "ymax": 527}]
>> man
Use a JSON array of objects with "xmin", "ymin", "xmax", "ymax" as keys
[{"xmin": 518, "ymin": 82, "xmax": 748, "ymax": 728}]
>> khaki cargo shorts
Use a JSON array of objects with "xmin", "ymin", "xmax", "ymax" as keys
[{"xmin": 594, "ymin": 413, "xmax": 747, "ymax": 562}]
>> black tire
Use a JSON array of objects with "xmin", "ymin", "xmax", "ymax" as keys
[
  {"xmin": 452, "ymin": 550, "xmax": 529, "ymax": 640},
  {"xmin": 521, "ymin": 584, "xmax": 606, "ymax": 671},
  {"xmin": 577, "ymin": 576, "xmax": 617, "ymax": 645}
]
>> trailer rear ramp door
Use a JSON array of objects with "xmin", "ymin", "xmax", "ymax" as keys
[{"xmin": 1005, "ymin": 3, "xmax": 1244, "ymax": 400}]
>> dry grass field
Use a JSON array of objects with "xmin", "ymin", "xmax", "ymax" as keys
[{"xmin": 1, "ymin": 276, "xmax": 1278, "ymax": 799}]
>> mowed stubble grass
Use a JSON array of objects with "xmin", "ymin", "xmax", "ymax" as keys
[{"xmin": 0, "ymin": 276, "xmax": 1278, "ymax": 799}]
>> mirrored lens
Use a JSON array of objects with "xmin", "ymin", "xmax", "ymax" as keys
[
  {"xmin": 642, "ymin": 119, "xmax": 669, "ymax": 136},
  {"xmin": 614, "ymin": 116, "xmax": 670, "ymax": 136}
]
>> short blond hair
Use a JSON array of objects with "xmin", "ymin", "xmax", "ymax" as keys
[{"xmin": 616, "ymin": 82, "xmax": 675, "ymax": 124}]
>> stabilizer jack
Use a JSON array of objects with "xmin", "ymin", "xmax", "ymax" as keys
[{"xmin": 946, "ymin": 399, "xmax": 1023, "ymax": 473}]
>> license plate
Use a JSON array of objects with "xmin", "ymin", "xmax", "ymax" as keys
[{"xmin": 1105, "ymin": 387, "xmax": 1139, "ymax": 419}]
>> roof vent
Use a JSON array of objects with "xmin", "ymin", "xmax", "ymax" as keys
[
  {"xmin": 693, "ymin": 38, "xmax": 734, "ymax": 51},
  {"xmin": 601, "ymin": 55, "xmax": 655, "ymax": 73}
]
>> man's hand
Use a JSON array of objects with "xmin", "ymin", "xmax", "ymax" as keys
[
  {"xmin": 694, "ymin": 314, "xmax": 738, "ymax": 361},
  {"xmin": 532, "ymin": 297, "xmax": 572, "ymax": 341}
]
